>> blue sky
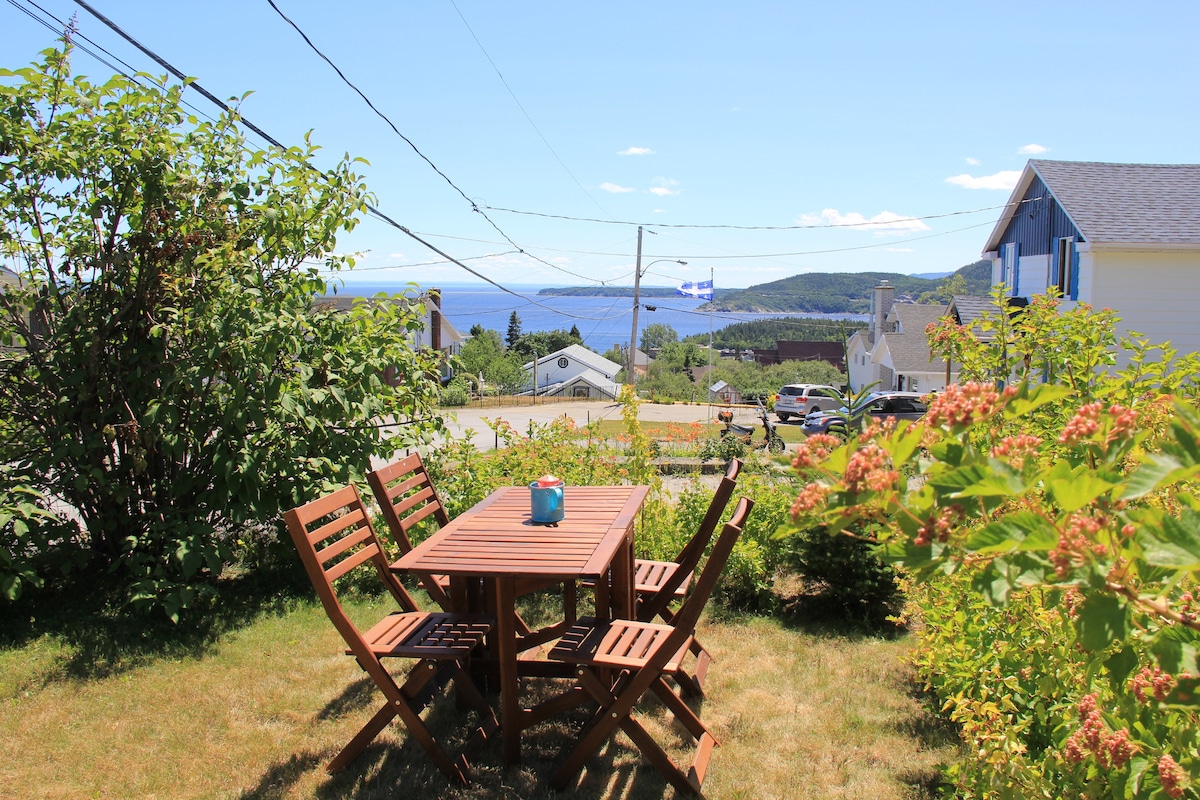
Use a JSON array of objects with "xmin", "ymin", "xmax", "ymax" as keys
[{"xmin": 3, "ymin": 1, "xmax": 1199, "ymax": 289}]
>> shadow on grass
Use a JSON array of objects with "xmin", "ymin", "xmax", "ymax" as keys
[
  {"xmin": 317, "ymin": 678, "xmax": 376, "ymax": 722},
  {"xmin": 0, "ymin": 559, "xmax": 313, "ymax": 685},
  {"xmin": 244, "ymin": 671, "xmax": 685, "ymax": 800}
]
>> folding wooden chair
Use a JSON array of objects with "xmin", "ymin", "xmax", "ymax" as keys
[
  {"xmin": 540, "ymin": 496, "xmax": 753, "ymax": 797},
  {"xmin": 631, "ymin": 457, "xmax": 741, "ymax": 695},
  {"xmin": 283, "ymin": 485, "xmax": 498, "ymax": 784},
  {"xmin": 368, "ymin": 453, "xmax": 577, "ymax": 627}
]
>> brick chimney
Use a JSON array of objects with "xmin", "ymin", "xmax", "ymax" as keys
[
  {"xmin": 428, "ymin": 287, "xmax": 442, "ymax": 352},
  {"xmin": 872, "ymin": 280, "xmax": 894, "ymax": 345}
]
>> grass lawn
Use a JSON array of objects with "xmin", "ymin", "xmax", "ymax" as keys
[
  {"xmin": 0, "ymin": 583, "xmax": 957, "ymax": 800},
  {"xmin": 582, "ymin": 420, "xmax": 810, "ymax": 446}
]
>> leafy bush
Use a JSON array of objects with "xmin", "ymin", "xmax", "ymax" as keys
[
  {"xmin": 788, "ymin": 294, "xmax": 1200, "ymax": 797},
  {"xmin": 786, "ymin": 524, "xmax": 902, "ymax": 627},
  {"xmin": 0, "ymin": 47, "xmax": 445, "ymax": 619},
  {"xmin": 440, "ymin": 378, "xmax": 472, "ymax": 407}
]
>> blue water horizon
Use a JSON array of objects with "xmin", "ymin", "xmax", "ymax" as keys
[{"xmin": 327, "ymin": 280, "xmax": 864, "ymax": 352}]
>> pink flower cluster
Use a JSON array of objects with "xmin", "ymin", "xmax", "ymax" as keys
[
  {"xmin": 1049, "ymin": 512, "xmax": 1110, "ymax": 578},
  {"xmin": 914, "ymin": 506, "xmax": 963, "ymax": 547},
  {"xmin": 791, "ymin": 433, "xmax": 841, "ymax": 470},
  {"xmin": 1130, "ymin": 666, "xmax": 1176, "ymax": 704},
  {"xmin": 791, "ymin": 482, "xmax": 831, "ymax": 517},
  {"xmin": 1159, "ymin": 754, "xmax": 1187, "ymax": 798},
  {"xmin": 1063, "ymin": 693, "xmax": 1136, "ymax": 768},
  {"xmin": 843, "ymin": 443, "xmax": 898, "ymax": 494},
  {"xmin": 924, "ymin": 382, "xmax": 1016, "ymax": 429},
  {"xmin": 990, "ymin": 433, "xmax": 1043, "ymax": 469},
  {"xmin": 1058, "ymin": 403, "xmax": 1102, "ymax": 444}
]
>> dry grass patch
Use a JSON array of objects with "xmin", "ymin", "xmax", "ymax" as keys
[{"xmin": 0, "ymin": 593, "xmax": 957, "ymax": 799}]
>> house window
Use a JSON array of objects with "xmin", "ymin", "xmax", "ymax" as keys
[
  {"xmin": 1055, "ymin": 237, "xmax": 1075, "ymax": 298},
  {"xmin": 910, "ymin": 378, "xmax": 918, "ymax": 391},
  {"xmin": 1004, "ymin": 242, "xmax": 1020, "ymax": 297}
]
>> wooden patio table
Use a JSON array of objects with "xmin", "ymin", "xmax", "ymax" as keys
[{"xmin": 391, "ymin": 484, "xmax": 650, "ymax": 764}]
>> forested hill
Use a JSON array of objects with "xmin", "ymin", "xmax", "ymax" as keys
[
  {"xmin": 540, "ymin": 260, "xmax": 991, "ymax": 314},
  {"xmin": 682, "ymin": 317, "xmax": 868, "ymax": 350},
  {"xmin": 709, "ymin": 260, "xmax": 991, "ymax": 313}
]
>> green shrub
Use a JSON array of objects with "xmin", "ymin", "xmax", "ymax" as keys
[
  {"xmin": 786, "ymin": 525, "xmax": 903, "ymax": 627},
  {"xmin": 440, "ymin": 378, "xmax": 472, "ymax": 407}
]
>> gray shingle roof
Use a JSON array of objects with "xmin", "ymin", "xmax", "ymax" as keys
[
  {"xmin": 881, "ymin": 303, "xmax": 951, "ymax": 373},
  {"xmin": 1032, "ymin": 160, "xmax": 1200, "ymax": 245}
]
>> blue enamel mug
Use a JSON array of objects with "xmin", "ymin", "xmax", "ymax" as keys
[{"xmin": 529, "ymin": 477, "xmax": 565, "ymax": 524}]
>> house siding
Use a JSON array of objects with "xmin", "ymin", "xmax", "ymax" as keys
[
  {"xmin": 992, "ymin": 175, "xmax": 1084, "ymax": 298},
  {"xmin": 1090, "ymin": 250, "xmax": 1200, "ymax": 358}
]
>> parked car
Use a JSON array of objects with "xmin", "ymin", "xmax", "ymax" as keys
[
  {"xmin": 774, "ymin": 384, "xmax": 842, "ymax": 422},
  {"xmin": 801, "ymin": 391, "xmax": 928, "ymax": 437}
]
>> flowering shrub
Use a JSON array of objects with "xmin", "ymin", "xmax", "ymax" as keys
[{"xmin": 788, "ymin": 294, "xmax": 1200, "ymax": 798}]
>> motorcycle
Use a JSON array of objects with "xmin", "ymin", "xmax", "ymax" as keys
[{"xmin": 717, "ymin": 402, "xmax": 785, "ymax": 453}]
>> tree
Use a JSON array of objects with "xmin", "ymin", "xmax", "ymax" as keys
[
  {"xmin": 506, "ymin": 311, "xmax": 522, "ymax": 348},
  {"xmin": 510, "ymin": 329, "xmax": 583, "ymax": 361},
  {"xmin": 457, "ymin": 328, "xmax": 505, "ymax": 382},
  {"xmin": 569, "ymin": 324, "xmax": 581, "ymax": 340},
  {"xmin": 641, "ymin": 322, "xmax": 678, "ymax": 351},
  {"xmin": 0, "ymin": 46, "xmax": 446, "ymax": 616},
  {"xmin": 484, "ymin": 353, "xmax": 528, "ymax": 395},
  {"xmin": 917, "ymin": 272, "xmax": 968, "ymax": 304}
]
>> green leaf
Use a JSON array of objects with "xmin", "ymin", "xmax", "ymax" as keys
[
  {"xmin": 1076, "ymin": 592, "xmax": 1128, "ymax": 652},
  {"xmin": 1003, "ymin": 382, "xmax": 1072, "ymax": 418},
  {"xmin": 965, "ymin": 511, "xmax": 1059, "ymax": 553},
  {"xmin": 1047, "ymin": 471, "xmax": 1116, "ymax": 512},
  {"xmin": 1120, "ymin": 453, "xmax": 1199, "ymax": 500},
  {"xmin": 1138, "ymin": 509, "xmax": 1200, "ymax": 569},
  {"xmin": 1105, "ymin": 646, "xmax": 1138, "ymax": 691},
  {"xmin": 1163, "ymin": 676, "xmax": 1200, "ymax": 707}
]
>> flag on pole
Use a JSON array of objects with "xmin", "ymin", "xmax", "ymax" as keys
[{"xmin": 675, "ymin": 279, "xmax": 714, "ymax": 301}]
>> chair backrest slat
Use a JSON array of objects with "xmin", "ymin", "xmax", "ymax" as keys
[
  {"xmin": 638, "ymin": 459, "xmax": 741, "ymax": 622},
  {"xmin": 316, "ymin": 523, "xmax": 376, "ymax": 565},
  {"xmin": 325, "ymin": 541, "xmax": 382, "ymax": 583},
  {"xmin": 284, "ymin": 484, "xmax": 421, "ymax": 628},
  {"xmin": 629, "ymin": 496, "xmax": 753, "ymax": 693},
  {"xmin": 367, "ymin": 453, "xmax": 451, "ymax": 553}
]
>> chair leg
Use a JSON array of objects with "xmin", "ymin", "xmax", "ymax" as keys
[{"xmin": 327, "ymin": 701, "xmax": 399, "ymax": 773}]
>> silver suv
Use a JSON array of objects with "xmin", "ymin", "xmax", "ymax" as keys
[{"xmin": 774, "ymin": 384, "xmax": 842, "ymax": 422}]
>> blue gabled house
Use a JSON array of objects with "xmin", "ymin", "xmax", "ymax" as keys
[{"xmin": 983, "ymin": 160, "xmax": 1200, "ymax": 358}]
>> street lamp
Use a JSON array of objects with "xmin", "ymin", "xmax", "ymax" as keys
[{"xmin": 627, "ymin": 225, "xmax": 686, "ymax": 385}]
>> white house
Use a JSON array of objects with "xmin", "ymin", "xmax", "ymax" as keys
[
  {"xmin": 984, "ymin": 160, "xmax": 1200, "ymax": 360},
  {"xmin": 847, "ymin": 281, "xmax": 963, "ymax": 393},
  {"xmin": 524, "ymin": 344, "xmax": 622, "ymax": 400},
  {"xmin": 323, "ymin": 287, "xmax": 464, "ymax": 384}
]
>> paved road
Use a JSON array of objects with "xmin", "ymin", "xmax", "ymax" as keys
[{"xmin": 437, "ymin": 399, "xmax": 774, "ymax": 450}]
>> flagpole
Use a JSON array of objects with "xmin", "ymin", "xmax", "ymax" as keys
[{"xmin": 708, "ymin": 266, "xmax": 714, "ymax": 420}]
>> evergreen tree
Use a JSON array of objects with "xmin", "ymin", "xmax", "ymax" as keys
[
  {"xmin": 506, "ymin": 311, "xmax": 522, "ymax": 348},
  {"xmin": 569, "ymin": 324, "xmax": 582, "ymax": 342}
]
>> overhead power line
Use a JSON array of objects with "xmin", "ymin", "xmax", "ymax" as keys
[
  {"xmin": 264, "ymin": 0, "xmax": 608, "ymax": 287},
  {"xmin": 58, "ymin": 0, "xmax": 624, "ymax": 322},
  {"xmin": 448, "ymin": 0, "xmax": 612, "ymax": 221},
  {"xmin": 479, "ymin": 197, "xmax": 1039, "ymax": 231}
]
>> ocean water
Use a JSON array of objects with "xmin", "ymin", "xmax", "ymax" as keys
[{"xmin": 331, "ymin": 281, "xmax": 862, "ymax": 352}]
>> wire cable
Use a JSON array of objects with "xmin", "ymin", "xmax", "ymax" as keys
[
  {"xmin": 448, "ymin": 0, "xmax": 612, "ymax": 221},
  {"xmin": 264, "ymin": 0, "xmax": 609, "ymax": 287},
  {"xmin": 61, "ymin": 0, "xmax": 629, "ymax": 323},
  {"xmin": 479, "ymin": 198, "xmax": 1038, "ymax": 230}
]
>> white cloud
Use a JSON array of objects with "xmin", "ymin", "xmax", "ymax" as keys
[
  {"xmin": 1018, "ymin": 143, "xmax": 1048, "ymax": 155},
  {"xmin": 649, "ymin": 177, "xmax": 679, "ymax": 197},
  {"xmin": 965, "ymin": 157, "xmax": 980, "ymax": 166},
  {"xmin": 653, "ymin": 209, "xmax": 666, "ymax": 213},
  {"xmin": 618, "ymin": 146, "xmax": 654, "ymax": 156},
  {"xmin": 796, "ymin": 208, "xmax": 930, "ymax": 235},
  {"xmin": 599, "ymin": 182, "xmax": 636, "ymax": 193},
  {"xmin": 945, "ymin": 170, "xmax": 1022, "ymax": 190},
  {"xmin": 388, "ymin": 252, "xmax": 406, "ymax": 260}
]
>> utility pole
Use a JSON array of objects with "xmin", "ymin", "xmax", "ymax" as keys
[{"xmin": 626, "ymin": 225, "xmax": 643, "ymax": 387}]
